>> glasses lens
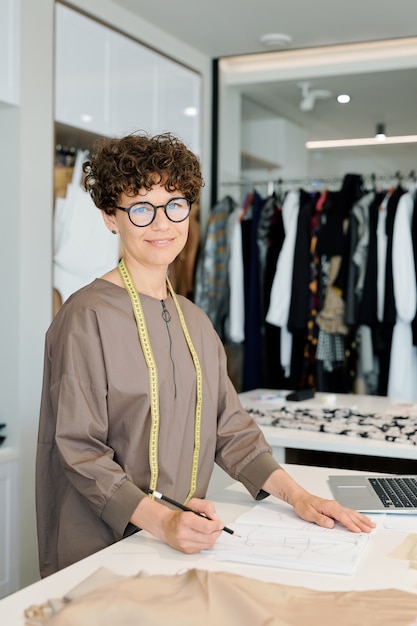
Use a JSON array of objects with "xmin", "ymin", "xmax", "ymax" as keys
[
  {"xmin": 129, "ymin": 203, "xmax": 155, "ymax": 226},
  {"xmin": 165, "ymin": 198, "xmax": 190, "ymax": 222}
]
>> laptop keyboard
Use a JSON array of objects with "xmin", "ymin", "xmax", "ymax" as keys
[{"xmin": 369, "ymin": 477, "xmax": 417, "ymax": 508}]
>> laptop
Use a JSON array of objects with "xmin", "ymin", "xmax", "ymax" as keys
[{"xmin": 328, "ymin": 474, "xmax": 417, "ymax": 513}]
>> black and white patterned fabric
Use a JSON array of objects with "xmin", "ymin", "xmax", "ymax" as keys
[{"xmin": 246, "ymin": 404, "xmax": 417, "ymax": 445}]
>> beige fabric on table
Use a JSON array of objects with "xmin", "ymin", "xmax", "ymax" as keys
[
  {"xmin": 36, "ymin": 279, "xmax": 279, "ymax": 577},
  {"xmin": 24, "ymin": 568, "xmax": 417, "ymax": 626}
]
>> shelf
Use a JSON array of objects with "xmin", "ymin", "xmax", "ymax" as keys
[
  {"xmin": 55, "ymin": 122, "xmax": 106, "ymax": 153},
  {"xmin": 241, "ymin": 150, "xmax": 281, "ymax": 171}
]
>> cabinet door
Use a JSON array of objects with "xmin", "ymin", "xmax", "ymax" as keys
[
  {"xmin": 0, "ymin": 0, "xmax": 20, "ymax": 105},
  {"xmin": 156, "ymin": 55, "xmax": 202, "ymax": 155},
  {"xmin": 55, "ymin": 4, "xmax": 202, "ymax": 150},
  {"xmin": 0, "ymin": 459, "xmax": 18, "ymax": 599},
  {"xmin": 109, "ymin": 31, "xmax": 158, "ymax": 137},
  {"xmin": 55, "ymin": 3, "xmax": 111, "ymax": 136}
]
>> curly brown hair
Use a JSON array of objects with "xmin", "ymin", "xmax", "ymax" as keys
[{"xmin": 83, "ymin": 132, "xmax": 204, "ymax": 214}]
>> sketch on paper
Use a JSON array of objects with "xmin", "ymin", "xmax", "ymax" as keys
[{"xmin": 206, "ymin": 500, "xmax": 374, "ymax": 575}]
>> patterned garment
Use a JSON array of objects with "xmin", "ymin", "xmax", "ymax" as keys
[
  {"xmin": 194, "ymin": 196, "xmax": 236, "ymax": 340},
  {"xmin": 246, "ymin": 404, "xmax": 417, "ymax": 445},
  {"xmin": 299, "ymin": 194, "xmax": 322, "ymax": 389},
  {"xmin": 316, "ymin": 330, "xmax": 345, "ymax": 371}
]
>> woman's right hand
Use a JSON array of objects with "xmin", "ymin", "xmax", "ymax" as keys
[{"xmin": 131, "ymin": 495, "xmax": 224, "ymax": 553}]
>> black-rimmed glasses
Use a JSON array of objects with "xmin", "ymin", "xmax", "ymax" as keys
[{"xmin": 115, "ymin": 197, "xmax": 192, "ymax": 227}]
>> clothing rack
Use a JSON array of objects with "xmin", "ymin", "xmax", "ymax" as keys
[
  {"xmin": 222, "ymin": 175, "xmax": 345, "ymax": 188},
  {"xmin": 221, "ymin": 171, "xmax": 417, "ymax": 192}
]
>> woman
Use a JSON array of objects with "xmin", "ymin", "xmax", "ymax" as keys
[{"xmin": 36, "ymin": 132, "xmax": 374, "ymax": 577}]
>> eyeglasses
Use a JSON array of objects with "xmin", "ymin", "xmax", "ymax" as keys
[{"xmin": 115, "ymin": 197, "xmax": 192, "ymax": 227}]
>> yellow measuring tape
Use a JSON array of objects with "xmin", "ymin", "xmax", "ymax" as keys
[{"xmin": 118, "ymin": 259, "xmax": 202, "ymax": 504}]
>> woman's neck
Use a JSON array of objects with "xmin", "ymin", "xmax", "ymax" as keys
[{"xmin": 120, "ymin": 259, "xmax": 169, "ymax": 299}]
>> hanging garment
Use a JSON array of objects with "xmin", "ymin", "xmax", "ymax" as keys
[
  {"xmin": 286, "ymin": 191, "xmax": 321, "ymax": 390},
  {"xmin": 315, "ymin": 185, "xmax": 350, "ymax": 378},
  {"xmin": 356, "ymin": 193, "xmax": 384, "ymax": 327},
  {"xmin": 228, "ymin": 206, "xmax": 245, "ymax": 343},
  {"xmin": 314, "ymin": 174, "xmax": 364, "ymax": 392},
  {"xmin": 374, "ymin": 188, "xmax": 406, "ymax": 395},
  {"xmin": 342, "ymin": 191, "xmax": 375, "ymax": 325},
  {"xmin": 265, "ymin": 189, "xmax": 301, "ymax": 376},
  {"xmin": 168, "ymin": 202, "xmax": 200, "ymax": 299},
  {"xmin": 388, "ymin": 189, "xmax": 417, "ymax": 400},
  {"xmin": 263, "ymin": 201, "xmax": 286, "ymax": 389},
  {"xmin": 411, "ymin": 189, "xmax": 417, "ymax": 344},
  {"xmin": 194, "ymin": 196, "xmax": 236, "ymax": 340},
  {"xmin": 256, "ymin": 193, "xmax": 279, "ymax": 309},
  {"xmin": 53, "ymin": 150, "xmax": 120, "ymax": 302},
  {"xmin": 241, "ymin": 190, "xmax": 265, "ymax": 391},
  {"xmin": 338, "ymin": 192, "xmax": 376, "ymax": 394}
]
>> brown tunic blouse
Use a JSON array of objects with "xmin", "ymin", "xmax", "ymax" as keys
[{"xmin": 36, "ymin": 279, "xmax": 279, "ymax": 576}]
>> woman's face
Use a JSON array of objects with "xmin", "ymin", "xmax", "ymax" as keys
[{"xmin": 104, "ymin": 182, "xmax": 190, "ymax": 271}]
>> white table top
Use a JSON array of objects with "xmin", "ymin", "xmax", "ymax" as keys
[
  {"xmin": 239, "ymin": 389, "xmax": 417, "ymax": 460},
  {"xmin": 1, "ymin": 464, "xmax": 416, "ymax": 624}
]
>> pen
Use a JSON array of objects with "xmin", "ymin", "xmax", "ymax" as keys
[{"xmin": 148, "ymin": 489, "xmax": 240, "ymax": 536}]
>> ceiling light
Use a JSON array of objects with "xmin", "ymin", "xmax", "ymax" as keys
[
  {"xmin": 306, "ymin": 135, "xmax": 417, "ymax": 149},
  {"xmin": 259, "ymin": 33, "xmax": 292, "ymax": 48},
  {"xmin": 337, "ymin": 94, "xmax": 350, "ymax": 104},
  {"xmin": 184, "ymin": 107, "xmax": 197, "ymax": 117},
  {"xmin": 375, "ymin": 123, "xmax": 386, "ymax": 141}
]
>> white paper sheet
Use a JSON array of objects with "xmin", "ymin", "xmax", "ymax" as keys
[{"xmin": 206, "ymin": 500, "xmax": 374, "ymax": 575}]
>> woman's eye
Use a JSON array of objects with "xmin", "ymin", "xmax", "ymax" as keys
[
  {"xmin": 132, "ymin": 204, "xmax": 153, "ymax": 214},
  {"xmin": 168, "ymin": 200, "xmax": 187, "ymax": 210}
]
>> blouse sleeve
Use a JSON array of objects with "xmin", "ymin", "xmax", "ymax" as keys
[{"xmin": 39, "ymin": 301, "xmax": 145, "ymax": 536}]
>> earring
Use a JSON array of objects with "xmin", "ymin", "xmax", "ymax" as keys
[{"xmin": 111, "ymin": 229, "xmax": 118, "ymax": 235}]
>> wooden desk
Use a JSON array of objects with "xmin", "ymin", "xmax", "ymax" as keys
[
  {"xmin": 239, "ymin": 389, "xmax": 417, "ymax": 464},
  {"xmin": 0, "ymin": 464, "xmax": 416, "ymax": 624}
]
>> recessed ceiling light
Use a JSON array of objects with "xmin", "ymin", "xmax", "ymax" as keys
[
  {"xmin": 259, "ymin": 33, "xmax": 292, "ymax": 48},
  {"xmin": 375, "ymin": 123, "xmax": 386, "ymax": 140},
  {"xmin": 337, "ymin": 94, "xmax": 350, "ymax": 104}
]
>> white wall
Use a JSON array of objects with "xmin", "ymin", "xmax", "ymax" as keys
[
  {"xmin": 0, "ymin": 0, "xmax": 55, "ymax": 589},
  {"xmin": 308, "ymin": 143, "xmax": 417, "ymax": 180},
  {"xmin": 242, "ymin": 117, "xmax": 308, "ymax": 179},
  {"xmin": 0, "ymin": 0, "xmax": 213, "ymax": 590}
]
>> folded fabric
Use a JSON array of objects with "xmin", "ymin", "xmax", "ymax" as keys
[{"xmin": 24, "ymin": 567, "xmax": 417, "ymax": 626}]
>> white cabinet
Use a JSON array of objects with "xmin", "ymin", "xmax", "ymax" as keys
[
  {"xmin": 55, "ymin": 4, "xmax": 111, "ymax": 135},
  {"xmin": 55, "ymin": 4, "xmax": 202, "ymax": 154},
  {"xmin": 0, "ymin": 453, "xmax": 19, "ymax": 599},
  {"xmin": 157, "ymin": 55, "xmax": 201, "ymax": 153},
  {"xmin": 109, "ymin": 31, "xmax": 158, "ymax": 136},
  {"xmin": 0, "ymin": 0, "xmax": 20, "ymax": 105}
]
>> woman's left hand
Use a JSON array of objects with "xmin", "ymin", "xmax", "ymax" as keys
[
  {"xmin": 292, "ymin": 492, "xmax": 376, "ymax": 532},
  {"xmin": 262, "ymin": 468, "xmax": 376, "ymax": 533}
]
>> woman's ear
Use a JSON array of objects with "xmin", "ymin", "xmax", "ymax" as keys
[{"xmin": 102, "ymin": 210, "xmax": 118, "ymax": 234}]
